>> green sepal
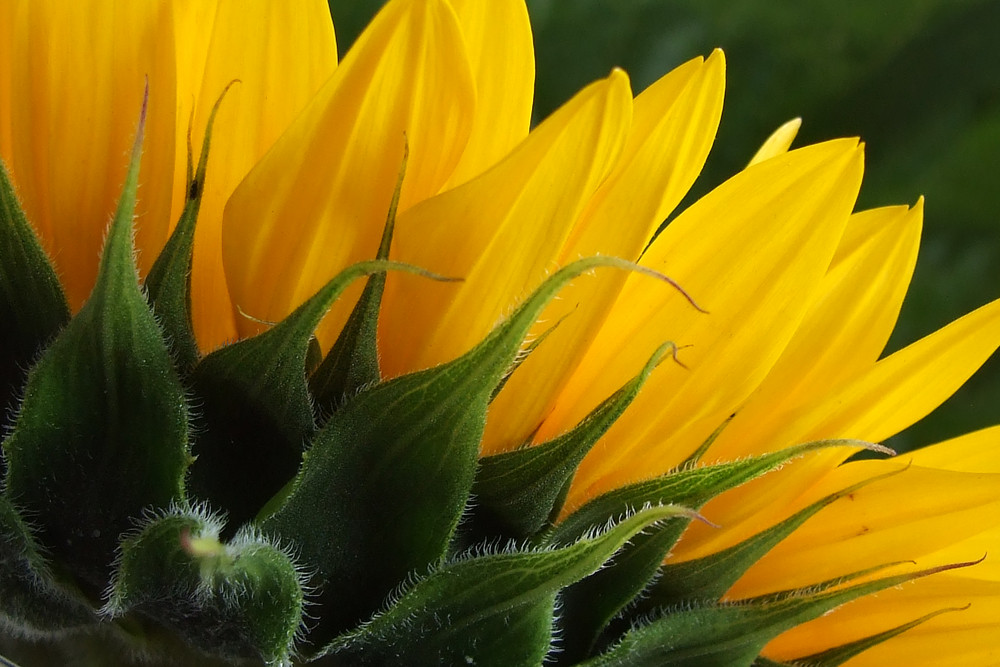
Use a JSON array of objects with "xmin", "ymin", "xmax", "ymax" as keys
[
  {"xmin": 2, "ymin": 98, "xmax": 190, "ymax": 593},
  {"xmin": 188, "ymin": 259, "xmax": 434, "ymax": 530},
  {"xmin": 582, "ymin": 559, "xmax": 979, "ymax": 667},
  {"xmin": 0, "ymin": 494, "xmax": 96, "ymax": 637},
  {"xmin": 543, "ymin": 440, "xmax": 891, "ymax": 661},
  {"xmin": 0, "ymin": 159, "xmax": 70, "ymax": 431},
  {"xmin": 646, "ymin": 464, "xmax": 906, "ymax": 609},
  {"xmin": 470, "ymin": 342, "xmax": 677, "ymax": 541},
  {"xmin": 752, "ymin": 658, "xmax": 793, "ymax": 667},
  {"xmin": 145, "ymin": 81, "xmax": 236, "ymax": 373},
  {"xmin": 309, "ymin": 145, "xmax": 407, "ymax": 416},
  {"xmin": 678, "ymin": 413, "xmax": 735, "ymax": 469},
  {"xmin": 756, "ymin": 606, "xmax": 966, "ymax": 667},
  {"xmin": 323, "ymin": 505, "xmax": 696, "ymax": 666},
  {"xmin": 104, "ymin": 508, "xmax": 304, "ymax": 666},
  {"xmin": 554, "ymin": 527, "xmax": 691, "ymax": 664},
  {"xmin": 261, "ymin": 256, "xmax": 658, "ymax": 641}
]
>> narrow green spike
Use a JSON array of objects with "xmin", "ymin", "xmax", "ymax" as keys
[
  {"xmin": 0, "ymin": 495, "xmax": 96, "ymax": 636},
  {"xmin": 546, "ymin": 439, "xmax": 892, "ymax": 547},
  {"xmin": 581, "ymin": 559, "xmax": 982, "ymax": 667},
  {"xmin": 309, "ymin": 145, "xmax": 408, "ymax": 415},
  {"xmin": 261, "ymin": 256, "xmax": 686, "ymax": 643},
  {"xmin": 679, "ymin": 412, "xmax": 735, "ymax": 468},
  {"xmin": 104, "ymin": 509, "xmax": 304, "ymax": 666},
  {"xmin": 145, "ymin": 81, "xmax": 237, "ymax": 373},
  {"xmin": 324, "ymin": 505, "xmax": 696, "ymax": 666},
  {"xmin": 470, "ymin": 342, "xmax": 678, "ymax": 541},
  {"xmin": 647, "ymin": 464, "xmax": 908, "ymax": 608},
  {"xmin": 488, "ymin": 312, "xmax": 568, "ymax": 403},
  {"xmin": 748, "ymin": 559, "xmax": 912, "ymax": 603},
  {"xmin": 2, "ymin": 91, "xmax": 191, "ymax": 593},
  {"xmin": 0, "ymin": 159, "xmax": 70, "ymax": 432},
  {"xmin": 188, "ymin": 259, "xmax": 442, "ymax": 531},
  {"xmin": 770, "ymin": 606, "xmax": 967, "ymax": 667}
]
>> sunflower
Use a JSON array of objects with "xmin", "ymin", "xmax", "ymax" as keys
[{"xmin": 1, "ymin": 1, "xmax": 997, "ymax": 665}]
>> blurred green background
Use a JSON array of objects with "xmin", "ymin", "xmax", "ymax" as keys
[{"xmin": 328, "ymin": 0, "xmax": 1000, "ymax": 453}]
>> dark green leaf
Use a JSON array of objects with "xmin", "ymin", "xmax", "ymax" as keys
[
  {"xmin": 324, "ymin": 505, "xmax": 694, "ymax": 666},
  {"xmin": 0, "ymin": 159, "xmax": 69, "ymax": 433},
  {"xmin": 554, "ymin": 525, "xmax": 691, "ymax": 664},
  {"xmin": 262, "ymin": 256, "xmax": 663, "ymax": 641},
  {"xmin": 104, "ymin": 508, "xmax": 304, "ymax": 666},
  {"xmin": 2, "ymin": 96, "xmax": 190, "ymax": 593},
  {"xmin": 187, "ymin": 259, "xmax": 435, "ymax": 531},
  {"xmin": 145, "ymin": 81, "xmax": 236, "ymax": 373},
  {"xmin": 0, "ymin": 494, "xmax": 96, "ymax": 636},
  {"xmin": 470, "ymin": 342, "xmax": 677, "ymax": 541}
]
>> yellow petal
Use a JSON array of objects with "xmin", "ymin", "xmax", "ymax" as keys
[
  {"xmin": 541, "ymin": 139, "xmax": 864, "ymax": 509},
  {"xmin": 442, "ymin": 0, "xmax": 534, "ymax": 188},
  {"xmin": 482, "ymin": 50, "xmax": 726, "ymax": 453},
  {"xmin": 4, "ymin": 1, "xmax": 179, "ymax": 309},
  {"xmin": 765, "ymin": 574, "xmax": 1000, "ymax": 665},
  {"xmin": 380, "ymin": 70, "xmax": 633, "ymax": 377},
  {"xmin": 747, "ymin": 117, "xmax": 802, "ymax": 166},
  {"xmin": 0, "ymin": 1, "xmax": 15, "ymax": 160},
  {"xmin": 786, "ymin": 294, "xmax": 1000, "ymax": 445},
  {"xmin": 222, "ymin": 0, "xmax": 476, "ymax": 346},
  {"xmin": 729, "ymin": 461, "xmax": 1000, "ymax": 597},
  {"xmin": 709, "ymin": 201, "xmax": 923, "ymax": 463},
  {"xmin": 180, "ymin": 0, "xmax": 337, "ymax": 351},
  {"xmin": 678, "ymin": 294, "xmax": 1000, "ymax": 562},
  {"xmin": 908, "ymin": 423, "xmax": 1000, "ymax": 473}
]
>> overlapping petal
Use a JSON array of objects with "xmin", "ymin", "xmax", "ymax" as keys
[
  {"xmin": 381, "ymin": 70, "xmax": 633, "ymax": 376},
  {"xmin": 482, "ymin": 50, "xmax": 726, "ymax": 454},
  {"xmin": 1, "ymin": 1, "xmax": 179, "ymax": 309},
  {"xmin": 179, "ymin": 0, "xmax": 337, "ymax": 351},
  {"xmin": 443, "ymin": 0, "xmax": 535, "ymax": 188},
  {"xmin": 769, "ymin": 574, "xmax": 1000, "ymax": 666},
  {"xmin": 541, "ymin": 140, "xmax": 864, "ymax": 509},
  {"xmin": 746, "ymin": 432, "xmax": 1000, "ymax": 664},
  {"xmin": 222, "ymin": 0, "xmax": 476, "ymax": 347}
]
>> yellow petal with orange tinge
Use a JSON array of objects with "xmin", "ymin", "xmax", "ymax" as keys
[
  {"xmin": 222, "ymin": 0, "xmax": 476, "ymax": 346},
  {"xmin": 442, "ymin": 0, "xmax": 534, "ymax": 188},
  {"xmin": 764, "ymin": 575, "xmax": 1000, "ymax": 665},
  {"xmin": 180, "ymin": 0, "xmax": 337, "ymax": 351},
  {"xmin": 2, "ymin": 1, "xmax": 179, "ymax": 309},
  {"xmin": 727, "ymin": 462, "xmax": 1000, "ymax": 597},
  {"xmin": 537, "ymin": 140, "xmax": 863, "ymax": 510},
  {"xmin": 482, "ymin": 51, "xmax": 726, "ymax": 454},
  {"xmin": 380, "ymin": 70, "xmax": 633, "ymax": 377},
  {"xmin": 0, "ymin": 1, "xmax": 14, "ymax": 159},
  {"xmin": 747, "ymin": 117, "xmax": 802, "ymax": 166}
]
